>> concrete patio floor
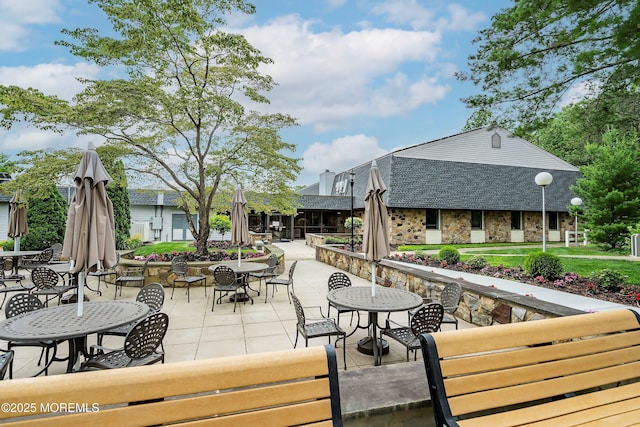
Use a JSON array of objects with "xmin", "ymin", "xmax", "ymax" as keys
[{"xmin": 3, "ymin": 240, "xmax": 474, "ymax": 380}]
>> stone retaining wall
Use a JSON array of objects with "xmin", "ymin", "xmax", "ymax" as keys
[
  {"xmin": 316, "ymin": 244, "xmax": 583, "ymax": 326},
  {"xmin": 111, "ymin": 245, "xmax": 284, "ymax": 289}
]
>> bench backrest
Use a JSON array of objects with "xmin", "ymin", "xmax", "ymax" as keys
[
  {"xmin": 0, "ymin": 345, "xmax": 343, "ymax": 426},
  {"xmin": 419, "ymin": 309, "xmax": 640, "ymax": 427}
]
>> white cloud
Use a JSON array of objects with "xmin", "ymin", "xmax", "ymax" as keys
[
  {"xmin": 326, "ymin": 0, "xmax": 347, "ymax": 8},
  {"xmin": 445, "ymin": 4, "xmax": 486, "ymax": 31},
  {"xmin": 371, "ymin": 1, "xmax": 485, "ymax": 31},
  {"xmin": 0, "ymin": 126, "xmax": 94, "ymax": 152},
  {"xmin": 302, "ymin": 134, "xmax": 387, "ymax": 176},
  {"xmin": 557, "ymin": 80, "xmax": 601, "ymax": 109},
  {"xmin": 0, "ymin": 0, "xmax": 62, "ymax": 51},
  {"xmin": 238, "ymin": 15, "xmax": 449, "ymax": 132},
  {"xmin": 0, "ymin": 62, "xmax": 101, "ymax": 101}
]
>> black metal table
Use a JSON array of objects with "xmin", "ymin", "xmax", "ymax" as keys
[
  {"xmin": 0, "ymin": 301, "xmax": 149, "ymax": 374},
  {"xmin": 210, "ymin": 262, "xmax": 268, "ymax": 303},
  {"xmin": 0, "ymin": 250, "xmax": 41, "ymax": 279},
  {"xmin": 327, "ymin": 286, "xmax": 422, "ymax": 366}
]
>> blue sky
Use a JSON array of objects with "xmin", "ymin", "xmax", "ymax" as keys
[{"xmin": 0, "ymin": 0, "xmax": 512, "ymax": 186}]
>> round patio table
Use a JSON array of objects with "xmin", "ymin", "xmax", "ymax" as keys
[
  {"xmin": 0, "ymin": 250, "xmax": 41, "ymax": 279},
  {"xmin": 0, "ymin": 301, "xmax": 149, "ymax": 375},
  {"xmin": 209, "ymin": 262, "xmax": 268, "ymax": 303},
  {"xmin": 327, "ymin": 286, "xmax": 423, "ymax": 366}
]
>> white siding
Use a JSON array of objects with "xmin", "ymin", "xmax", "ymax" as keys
[{"xmin": 0, "ymin": 203, "xmax": 9, "ymax": 241}]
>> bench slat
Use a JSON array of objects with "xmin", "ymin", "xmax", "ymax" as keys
[
  {"xmin": 432, "ymin": 310, "xmax": 640, "ymax": 358},
  {"xmin": 440, "ymin": 330, "xmax": 640, "ymax": 377},
  {"xmin": 457, "ymin": 380, "xmax": 640, "ymax": 427},
  {"xmin": 12, "ymin": 378, "xmax": 332, "ymax": 426},
  {"xmin": 181, "ymin": 400, "xmax": 334, "ymax": 426},
  {"xmin": 444, "ymin": 344, "xmax": 640, "ymax": 397},
  {"xmin": 449, "ymin": 360, "xmax": 640, "ymax": 415}
]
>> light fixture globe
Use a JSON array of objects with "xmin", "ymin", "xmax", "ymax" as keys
[
  {"xmin": 571, "ymin": 197, "xmax": 583, "ymax": 207},
  {"xmin": 535, "ymin": 172, "xmax": 553, "ymax": 187}
]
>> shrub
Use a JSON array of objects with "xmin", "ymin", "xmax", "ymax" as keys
[
  {"xmin": 438, "ymin": 246, "xmax": 460, "ymax": 265},
  {"xmin": 465, "ymin": 255, "xmax": 489, "ymax": 269},
  {"xmin": 523, "ymin": 252, "xmax": 563, "ymax": 280},
  {"xmin": 344, "ymin": 217, "xmax": 363, "ymax": 230},
  {"xmin": 588, "ymin": 269, "xmax": 628, "ymax": 291},
  {"xmin": 414, "ymin": 249, "xmax": 426, "ymax": 260},
  {"xmin": 0, "ymin": 240, "xmax": 14, "ymax": 251},
  {"xmin": 124, "ymin": 234, "xmax": 143, "ymax": 250}
]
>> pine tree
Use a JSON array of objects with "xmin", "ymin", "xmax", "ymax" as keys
[{"xmin": 572, "ymin": 128, "xmax": 640, "ymax": 250}]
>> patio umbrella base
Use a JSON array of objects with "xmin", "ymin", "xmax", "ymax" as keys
[{"xmin": 357, "ymin": 337, "xmax": 389, "ymax": 356}]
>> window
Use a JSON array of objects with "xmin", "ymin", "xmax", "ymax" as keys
[
  {"xmin": 471, "ymin": 210, "xmax": 483, "ymax": 229},
  {"xmin": 511, "ymin": 211, "xmax": 522, "ymax": 230},
  {"xmin": 425, "ymin": 209, "xmax": 439, "ymax": 229},
  {"xmin": 548, "ymin": 211, "xmax": 559, "ymax": 230}
]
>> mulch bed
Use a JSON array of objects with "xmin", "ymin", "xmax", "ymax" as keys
[{"xmin": 385, "ymin": 252, "xmax": 640, "ymax": 308}]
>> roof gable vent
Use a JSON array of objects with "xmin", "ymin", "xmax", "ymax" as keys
[{"xmin": 492, "ymin": 132, "xmax": 501, "ymax": 148}]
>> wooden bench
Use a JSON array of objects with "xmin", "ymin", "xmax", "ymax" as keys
[
  {"xmin": 419, "ymin": 309, "xmax": 640, "ymax": 426},
  {"xmin": 0, "ymin": 345, "xmax": 343, "ymax": 426}
]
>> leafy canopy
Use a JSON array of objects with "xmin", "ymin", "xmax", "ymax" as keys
[
  {"xmin": 460, "ymin": 0, "xmax": 640, "ymax": 132},
  {"xmin": 0, "ymin": 0, "xmax": 301, "ymax": 256}
]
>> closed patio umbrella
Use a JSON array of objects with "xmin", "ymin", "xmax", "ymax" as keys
[
  {"xmin": 362, "ymin": 160, "xmax": 390, "ymax": 297},
  {"xmin": 8, "ymin": 192, "xmax": 28, "ymax": 252},
  {"xmin": 230, "ymin": 186, "xmax": 250, "ymax": 267},
  {"xmin": 62, "ymin": 143, "xmax": 117, "ymax": 316}
]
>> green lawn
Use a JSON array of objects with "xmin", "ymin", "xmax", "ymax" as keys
[
  {"xmin": 133, "ymin": 242, "xmax": 196, "ymax": 256},
  {"xmin": 464, "ymin": 245, "xmax": 623, "ymax": 256},
  {"xmin": 460, "ymin": 254, "xmax": 640, "ymax": 284}
]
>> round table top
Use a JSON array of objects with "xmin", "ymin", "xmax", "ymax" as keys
[
  {"xmin": 209, "ymin": 261, "xmax": 268, "ymax": 274},
  {"xmin": 327, "ymin": 286, "xmax": 423, "ymax": 313},
  {"xmin": 0, "ymin": 301, "xmax": 149, "ymax": 341},
  {"xmin": 0, "ymin": 250, "xmax": 42, "ymax": 258}
]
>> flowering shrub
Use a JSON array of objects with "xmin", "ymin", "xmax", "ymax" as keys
[{"xmin": 135, "ymin": 247, "xmax": 264, "ymax": 262}]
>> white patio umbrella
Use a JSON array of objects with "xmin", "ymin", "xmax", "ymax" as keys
[
  {"xmin": 8, "ymin": 191, "xmax": 28, "ymax": 251},
  {"xmin": 362, "ymin": 160, "xmax": 390, "ymax": 297},
  {"xmin": 230, "ymin": 186, "xmax": 250, "ymax": 267},
  {"xmin": 62, "ymin": 143, "xmax": 117, "ymax": 316}
]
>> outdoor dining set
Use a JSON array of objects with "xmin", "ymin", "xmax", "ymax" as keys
[{"xmin": 292, "ymin": 268, "xmax": 463, "ymax": 368}]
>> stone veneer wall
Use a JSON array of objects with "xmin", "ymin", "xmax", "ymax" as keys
[
  {"xmin": 388, "ymin": 208, "xmax": 576, "ymax": 245},
  {"xmin": 316, "ymin": 244, "xmax": 584, "ymax": 326}
]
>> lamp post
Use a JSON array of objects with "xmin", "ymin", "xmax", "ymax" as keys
[
  {"xmin": 571, "ymin": 197, "xmax": 583, "ymax": 246},
  {"xmin": 349, "ymin": 170, "xmax": 355, "ymax": 252},
  {"xmin": 535, "ymin": 172, "xmax": 553, "ymax": 252}
]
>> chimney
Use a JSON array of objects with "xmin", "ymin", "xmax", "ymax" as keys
[{"xmin": 319, "ymin": 170, "xmax": 336, "ymax": 195}]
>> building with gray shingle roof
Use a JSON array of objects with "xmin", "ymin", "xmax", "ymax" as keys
[{"xmin": 296, "ymin": 126, "xmax": 582, "ymax": 245}]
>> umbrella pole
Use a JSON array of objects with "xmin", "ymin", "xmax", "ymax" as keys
[
  {"xmin": 371, "ymin": 261, "xmax": 376, "ymax": 297},
  {"xmin": 238, "ymin": 246, "xmax": 241, "ymax": 267},
  {"xmin": 77, "ymin": 272, "xmax": 85, "ymax": 317},
  {"xmin": 14, "ymin": 237, "xmax": 20, "ymax": 252}
]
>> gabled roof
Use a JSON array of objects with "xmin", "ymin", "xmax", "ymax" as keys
[{"xmin": 301, "ymin": 127, "xmax": 582, "ymax": 213}]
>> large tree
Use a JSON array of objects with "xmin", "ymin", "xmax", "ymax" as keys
[
  {"xmin": 572, "ymin": 128, "xmax": 640, "ymax": 250},
  {"xmin": 0, "ymin": 0, "xmax": 301, "ymax": 256},
  {"xmin": 459, "ymin": 0, "xmax": 640, "ymax": 132}
]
